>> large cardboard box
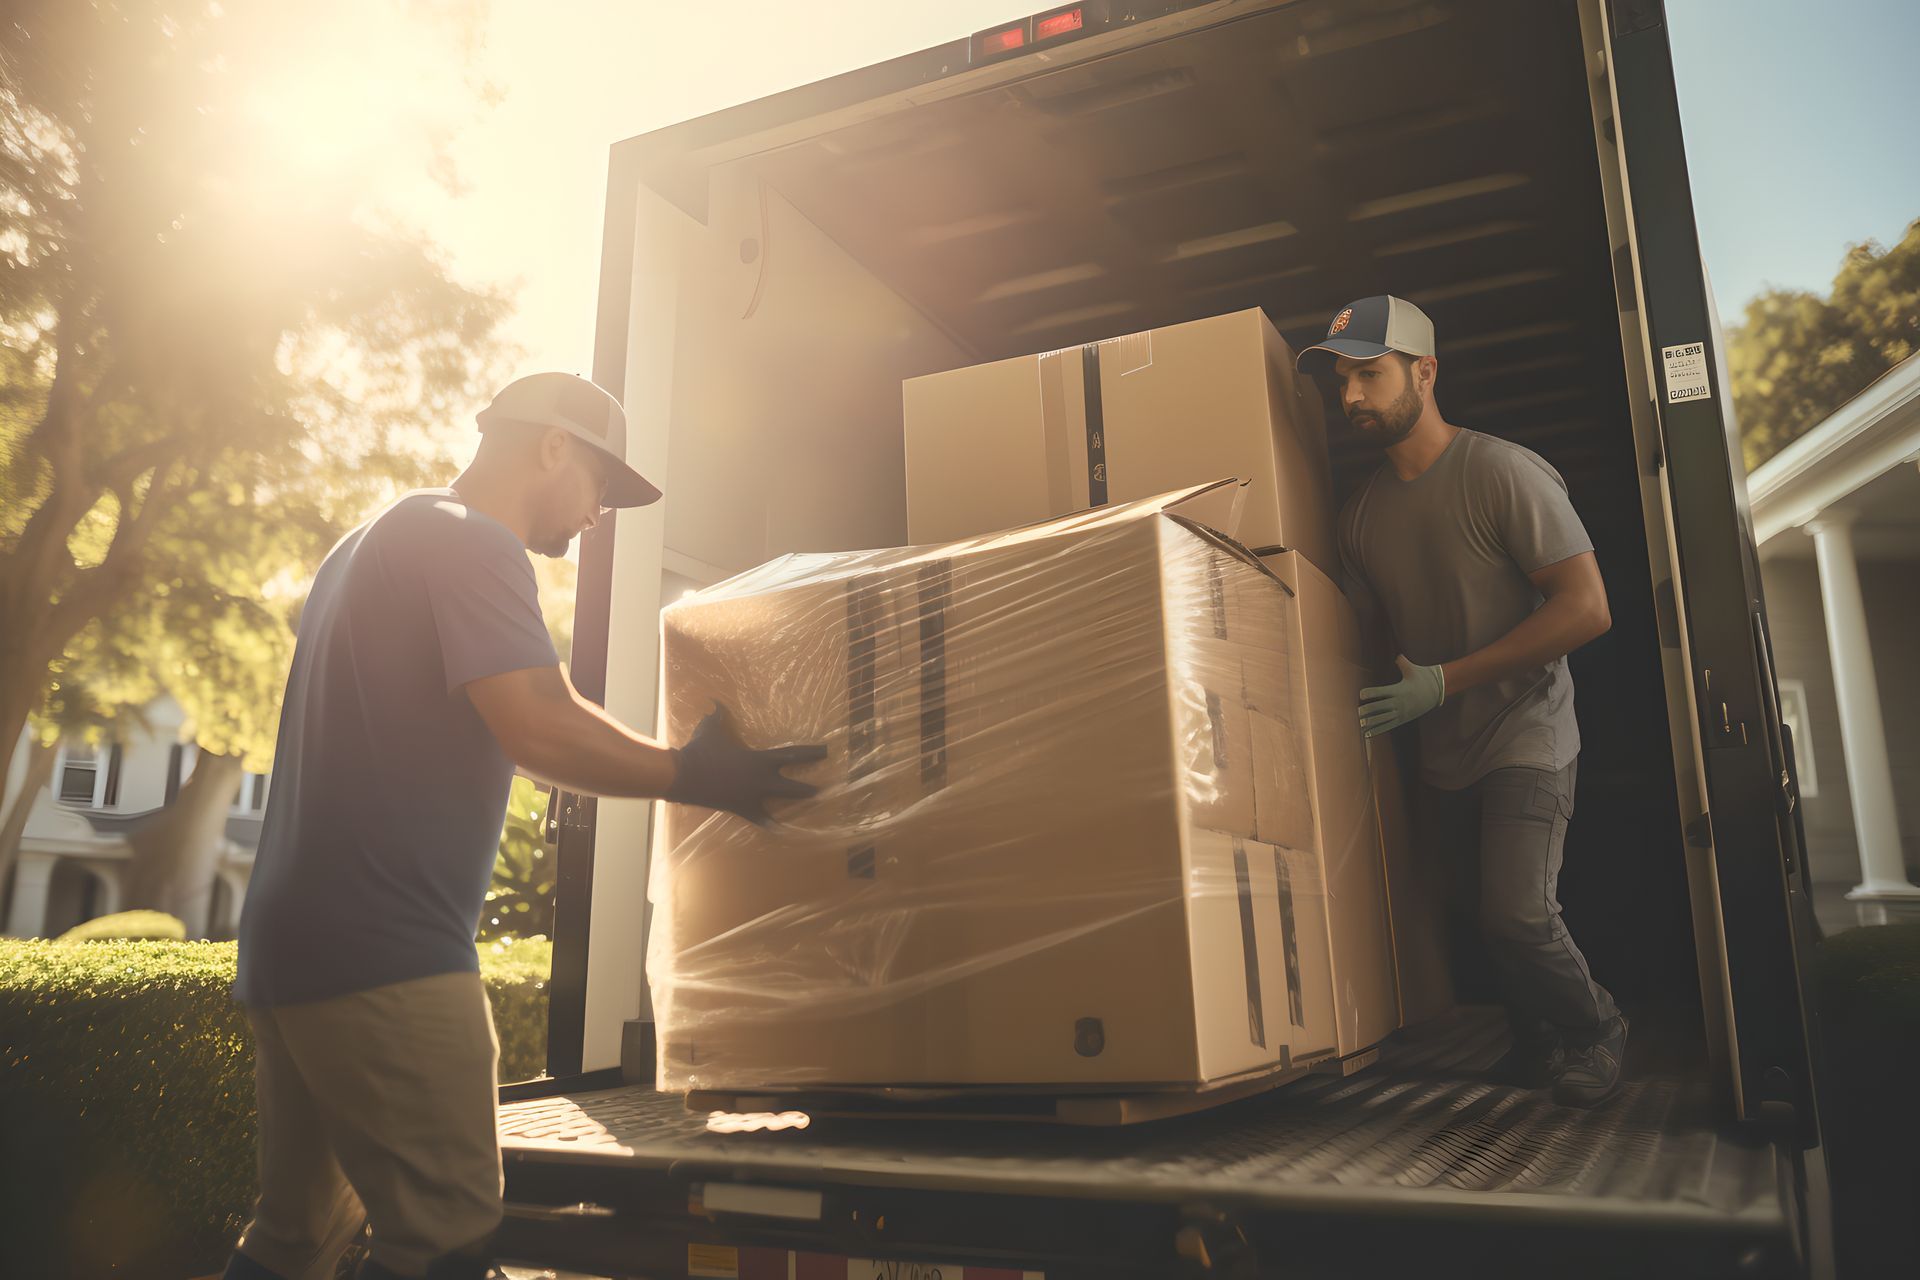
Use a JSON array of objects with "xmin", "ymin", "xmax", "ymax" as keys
[
  {"xmin": 1255, "ymin": 550, "xmax": 1401, "ymax": 1057},
  {"xmin": 1372, "ymin": 738, "xmax": 1454, "ymax": 1029},
  {"xmin": 903, "ymin": 309, "xmax": 1335, "ymax": 572},
  {"xmin": 652, "ymin": 483, "xmax": 1343, "ymax": 1092}
]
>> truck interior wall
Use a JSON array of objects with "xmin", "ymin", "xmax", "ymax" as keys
[
  {"xmin": 660, "ymin": 167, "xmax": 971, "ymax": 578},
  {"xmin": 638, "ymin": 0, "xmax": 1705, "ymax": 1024},
  {"xmin": 580, "ymin": 178, "xmax": 974, "ymax": 1070}
]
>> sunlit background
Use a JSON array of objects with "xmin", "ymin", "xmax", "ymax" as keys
[
  {"xmin": 169, "ymin": 0, "xmax": 1920, "ymax": 482},
  {"xmin": 403, "ymin": 0, "xmax": 1920, "ymax": 467},
  {"xmin": 4, "ymin": 3, "xmax": 1920, "ymax": 1276}
]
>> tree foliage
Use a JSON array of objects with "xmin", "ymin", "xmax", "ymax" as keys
[
  {"xmin": 481, "ymin": 776, "xmax": 555, "ymax": 942},
  {"xmin": 1730, "ymin": 219, "xmax": 1920, "ymax": 471},
  {"xmin": 0, "ymin": 0, "xmax": 513, "ymax": 803}
]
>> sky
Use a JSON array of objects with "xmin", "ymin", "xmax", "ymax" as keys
[
  {"xmin": 387, "ymin": 0, "xmax": 1920, "ymax": 447},
  {"xmin": 1666, "ymin": 0, "xmax": 1920, "ymax": 322},
  {"xmin": 416, "ymin": 0, "xmax": 1034, "ymax": 466}
]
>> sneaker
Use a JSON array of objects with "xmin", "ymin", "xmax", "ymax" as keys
[
  {"xmin": 1553, "ymin": 1014, "xmax": 1629, "ymax": 1108},
  {"xmin": 1491, "ymin": 1022, "xmax": 1565, "ymax": 1089}
]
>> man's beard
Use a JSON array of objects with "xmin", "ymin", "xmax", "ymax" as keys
[{"xmin": 1346, "ymin": 385, "xmax": 1421, "ymax": 448}]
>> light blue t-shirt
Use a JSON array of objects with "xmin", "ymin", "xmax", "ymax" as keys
[{"xmin": 236, "ymin": 490, "xmax": 558, "ymax": 1006}]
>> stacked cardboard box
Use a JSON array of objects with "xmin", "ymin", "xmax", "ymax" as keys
[
  {"xmin": 1255, "ymin": 550, "xmax": 1401, "ymax": 1055},
  {"xmin": 653, "ymin": 484, "xmax": 1349, "ymax": 1092},
  {"xmin": 653, "ymin": 307, "xmax": 1427, "ymax": 1096},
  {"xmin": 903, "ymin": 309, "xmax": 1335, "ymax": 572},
  {"xmin": 1371, "ymin": 735, "xmax": 1455, "ymax": 1029}
]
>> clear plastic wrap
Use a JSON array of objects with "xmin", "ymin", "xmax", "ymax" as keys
[{"xmin": 650, "ymin": 482, "xmax": 1394, "ymax": 1093}]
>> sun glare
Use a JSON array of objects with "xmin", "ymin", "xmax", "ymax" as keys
[
  {"xmin": 227, "ymin": 6, "xmax": 472, "ymax": 200},
  {"xmin": 705, "ymin": 1110, "xmax": 812, "ymax": 1134}
]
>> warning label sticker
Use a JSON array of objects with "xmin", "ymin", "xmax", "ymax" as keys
[
  {"xmin": 1661, "ymin": 341, "xmax": 1712, "ymax": 403},
  {"xmin": 687, "ymin": 1244, "xmax": 738, "ymax": 1278}
]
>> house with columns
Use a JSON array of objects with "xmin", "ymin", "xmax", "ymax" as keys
[
  {"xmin": 1, "ymin": 700, "xmax": 266, "ymax": 939},
  {"xmin": 1748, "ymin": 352, "xmax": 1920, "ymax": 926}
]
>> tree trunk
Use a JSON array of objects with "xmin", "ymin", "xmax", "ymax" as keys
[
  {"xmin": 0, "ymin": 738, "xmax": 58, "ymax": 925},
  {"xmin": 122, "ymin": 752, "xmax": 246, "ymax": 938},
  {"xmin": 0, "ymin": 683, "xmax": 38, "ymax": 847}
]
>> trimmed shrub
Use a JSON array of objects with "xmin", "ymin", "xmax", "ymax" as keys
[
  {"xmin": 1811, "ymin": 922, "xmax": 1920, "ymax": 1273},
  {"xmin": 55, "ymin": 910, "xmax": 189, "ymax": 942},
  {"xmin": 0, "ymin": 938, "xmax": 552, "ymax": 1279},
  {"xmin": 482, "ymin": 935, "xmax": 554, "ymax": 1084}
]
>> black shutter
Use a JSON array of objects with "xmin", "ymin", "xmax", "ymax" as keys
[
  {"xmin": 103, "ymin": 744, "xmax": 123, "ymax": 807},
  {"xmin": 165, "ymin": 744, "xmax": 185, "ymax": 805}
]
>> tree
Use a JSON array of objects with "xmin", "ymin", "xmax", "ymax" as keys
[
  {"xmin": 1730, "ymin": 219, "xmax": 1920, "ymax": 471},
  {"xmin": 482, "ymin": 777, "xmax": 556, "ymax": 943},
  {"xmin": 535, "ymin": 555, "xmax": 579, "ymax": 670},
  {"xmin": 0, "ymin": 0, "xmax": 513, "ymax": 919}
]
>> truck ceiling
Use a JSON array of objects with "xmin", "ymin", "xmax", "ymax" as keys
[{"xmin": 612, "ymin": 0, "xmax": 1627, "ymax": 477}]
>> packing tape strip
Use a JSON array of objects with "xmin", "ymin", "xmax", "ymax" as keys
[
  {"xmin": 916, "ymin": 559, "xmax": 952, "ymax": 790},
  {"xmin": 1233, "ymin": 838, "xmax": 1268, "ymax": 1050}
]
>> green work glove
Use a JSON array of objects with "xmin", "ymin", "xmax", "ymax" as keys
[{"xmin": 1358, "ymin": 656, "xmax": 1446, "ymax": 739}]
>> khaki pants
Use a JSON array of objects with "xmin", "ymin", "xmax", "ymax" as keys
[{"xmin": 234, "ymin": 972, "xmax": 503, "ymax": 1279}]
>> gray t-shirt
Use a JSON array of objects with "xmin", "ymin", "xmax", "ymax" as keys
[
  {"xmin": 236, "ymin": 489, "xmax": 559, "ymax": 1006},
  {"xmin": 1338, "ymin": 430, "xmax": 1593, "ymax": 791}
]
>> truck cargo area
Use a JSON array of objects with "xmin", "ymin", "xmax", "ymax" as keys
[
  {"xmin": 497, "ymin": 1009, "xmax": 1795, "ymax": 1276},
  {"xmin": 512, "ymin": 0, "xmax": 1825, "ymax": 1273},
  {"xmin": 606, "ymin": 0, "xmax": 1701, "ymax": 1022}
]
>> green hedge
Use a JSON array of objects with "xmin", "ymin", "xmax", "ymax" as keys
[
  {"xmin": 1810, "ymin": 921, "xmax": 1920, "ymax": 1273},
  {"xmin": 0, "ymin": 937, "xmax": 552, "ymax": 1279},
  {"xmin": 56, "ymin": 909, "xmax": 189, "ymax": 942}
]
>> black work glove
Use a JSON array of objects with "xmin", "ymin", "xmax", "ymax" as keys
[{"xmin": 666, "ymin": 703, "xmax": 826, "ymax": 826}]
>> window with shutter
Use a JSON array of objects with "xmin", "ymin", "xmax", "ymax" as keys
[{"xmin": 58, "ymin": 744, "xmax": 100, "ymax": 805}]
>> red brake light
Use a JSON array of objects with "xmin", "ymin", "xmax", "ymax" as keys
[
  {"xmin": 1036, "ymin": 7, "xmax": 1084, "ymax": 40},
  {"xmin": 972, "ymin": 6, "xmax": 1092, "ymax": 64},
  {"xmin": 976, "ymin": 24, "xmax": 1028, "ymax": 58}
]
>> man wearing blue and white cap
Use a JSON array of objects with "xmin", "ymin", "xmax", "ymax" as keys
[
  {"xmin": 1297, "ymin": 297, "xmax": 1627, "ymax": 1108},
  {"xmin": 225, "ymin": 373, "xmax": 823, "ymax": 1280}
]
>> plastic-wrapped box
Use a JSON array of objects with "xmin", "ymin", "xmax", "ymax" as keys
[{"xmin": 651, "ymin": 482, "xmax": 1388, "ymax": 1093}]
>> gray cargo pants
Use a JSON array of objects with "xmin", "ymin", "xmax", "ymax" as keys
[{"xmin": 1417, "ymin": 760, "xmax": 1618, "ymax": 1036}]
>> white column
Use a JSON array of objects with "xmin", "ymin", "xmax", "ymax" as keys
[
  {"xmin": 91, "ymin": 863, "xmax": 124, "ymax": 918},
  {"xmin": 4, "ymin": 852, "xmax": 59, "ymax": 937},
  {"xmin": 216, "ymin": 866, "xmax": 250, "ymax": 935},
  {"xmin": 1806, "ymin": 515, "xmax": 1920, "ymax": 899}
]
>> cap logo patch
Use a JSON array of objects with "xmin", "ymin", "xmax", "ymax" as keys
[{"xmin": 1329, "ymin": 308, "xmax": 1354, "ymax": 335}]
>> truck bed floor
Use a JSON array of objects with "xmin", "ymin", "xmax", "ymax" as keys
[{"xmin": 498, "ymin": 1008, "xmax": 1783, "ymax": 1232}]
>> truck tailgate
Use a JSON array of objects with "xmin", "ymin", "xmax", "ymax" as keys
[{"xmin": 497, "ymin": 1008, "xmax": 1796, "ymax": 1277}]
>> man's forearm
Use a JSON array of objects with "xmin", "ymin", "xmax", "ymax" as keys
[
  {"xmin": 515, "ymin": 690, "xmax": 679, "ymax": 799},
  {"xmin": 1441, "ymin": 593, "xmax": 1608, "ymax": 698}
]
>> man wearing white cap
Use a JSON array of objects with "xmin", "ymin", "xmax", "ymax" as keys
[
  {"xmin": 224, "ymin": 373, "xmax": 821, "ymax": 1280},
  {"xmin": 1297, "ymin": 298, "xmax": 1627, "ymax": 1109}
]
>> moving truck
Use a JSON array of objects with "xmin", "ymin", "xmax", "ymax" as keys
[{"xmin": 495, "ymin": 2, "xmax": 1837, "ymax": 1274}]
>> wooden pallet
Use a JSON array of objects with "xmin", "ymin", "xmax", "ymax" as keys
[{"xmin": 684, "ymin": 1046, "xmax": 1382, "ymax": 1127}]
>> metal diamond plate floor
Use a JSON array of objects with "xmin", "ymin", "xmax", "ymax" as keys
[{"xmin": 499, "ymin": 1008, "xmax": 1783, "ymax": 1230}]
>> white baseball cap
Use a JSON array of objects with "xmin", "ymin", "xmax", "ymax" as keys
[{"xmin": 476, "ymin": 372, "xmax": 661, "ymax": 508}]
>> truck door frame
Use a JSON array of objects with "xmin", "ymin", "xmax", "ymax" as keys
[
  {"xmin": 538, "ymin": 3, "xmax": 1833, "ymax": 1147},
  {"xmin": 1598, "ymin": 0, "xmax": 1825, "ymax": 1139}
]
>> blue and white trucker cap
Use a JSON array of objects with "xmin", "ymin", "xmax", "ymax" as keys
[{"xmin": 1295, "ymin": 295, "xmax": 1436, "ymax": 375}]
